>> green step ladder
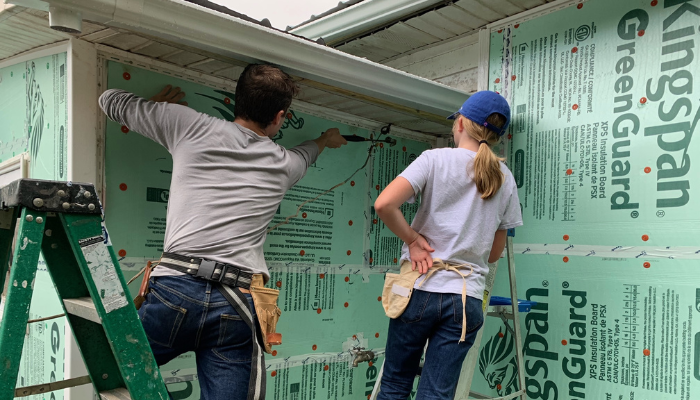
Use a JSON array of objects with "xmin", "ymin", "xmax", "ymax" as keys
[{"xmin": 0, "ymin": 179, "xmax": 169, "ymax": 400}]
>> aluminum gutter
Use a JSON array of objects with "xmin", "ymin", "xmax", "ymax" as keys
[
  {"xmin": 286, "ymin": 0, "xmax": 364, "ymax": 32},
  {"xmin": 9, "ymin": 0, "xmax": 468, "ymax": 121},
  {"xmin": 289, "ymin": 0, "xmax": 445, "ymax": 44}
]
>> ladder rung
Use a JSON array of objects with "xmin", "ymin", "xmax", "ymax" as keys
[
  {"xmin": 486, "ymin": 305, "xmax": 514, "ymax": 318},
  {"xmin": 63, "ymin": 297, "xmax": 101, "ymax": 324},
  {"xmin": 99, "ymin": 388, "xmax": 132, "ymax": 400},
  {"xmin": 14, "ymin": 375, "xmax": 91, "ymax": 397}
]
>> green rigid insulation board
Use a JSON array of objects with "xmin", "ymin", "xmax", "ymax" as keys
[
  {"xmin": 104, "ymin": 61, "xmax": 430, "ymax": 399},
  {"xmin": 0, "ymin": 54, "xmax": 68, "ymax": 399},
  {"xmin": 472, "ymin": 0, "xmax": 700, "ymax": 399}
]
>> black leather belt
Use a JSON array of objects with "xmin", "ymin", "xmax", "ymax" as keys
[{"xmin": 159, "ymin": 252, "xmax": 253, "ymax": 289}]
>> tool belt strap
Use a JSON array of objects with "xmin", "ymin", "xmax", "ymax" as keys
[
  {"xmin": 160, "ymin": 252, "xmax": 253, "ymax": 289},
  {"xmin": 218, "ymin": 284, "xmax": 266, "ymax": 400}
]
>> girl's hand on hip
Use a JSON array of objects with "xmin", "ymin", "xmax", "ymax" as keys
[{"xmin": 409, "ymin": 235, "xmax": 435, "ymax": 274}]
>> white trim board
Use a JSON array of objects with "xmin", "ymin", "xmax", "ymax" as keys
[
  {"xmin": 0, "ymin": 153, "xmax": 29, "ymax": 187},
  {"xmin": 67, "ymin": 38, "xmax": 98, "ymax": 185},
  {"xmin": 477, "ymin": 28, "xmax": 490, "ymax": 92}
]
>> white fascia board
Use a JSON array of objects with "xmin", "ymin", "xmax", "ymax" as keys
[
  {"xmin": 290, "ymin": 0, "xmax": 444, "ymax": 44},
  {"xmin": 10, "ymin": 0, "xmax": 468, "ymax": 120}
]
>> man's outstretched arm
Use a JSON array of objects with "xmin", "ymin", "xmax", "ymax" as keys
[
  {"xmin": 312, "ymin": 128, "xmax": 347, "ymax": 154},
  {"xmin": 99, "ymin": 85, "xmax": 207, "ymax": 152},
  {"xmin": 286, "ymin": 128, "xmax": 348, "ymax": 187}
]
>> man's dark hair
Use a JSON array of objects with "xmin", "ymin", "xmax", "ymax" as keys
[{"xmin": 234, "ymin": 64, "xmax": 299, "ymax": 128}]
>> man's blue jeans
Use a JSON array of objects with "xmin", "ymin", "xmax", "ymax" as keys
[
  {"xmin": 137, "ymin": 274, "xmax": 257, "ymax": 400},
  {"xmin": 377, "ymin": 289, "xmax": 484, "ymax": 400}
]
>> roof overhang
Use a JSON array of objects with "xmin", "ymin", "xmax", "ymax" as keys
[{"xmin": 8, "ymin": 0, "xmax": 467, "ymax": 126}]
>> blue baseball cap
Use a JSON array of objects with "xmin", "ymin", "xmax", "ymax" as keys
[{"xmin": 447, "ymin": 91, "xmax": 511, "ymax": 136}]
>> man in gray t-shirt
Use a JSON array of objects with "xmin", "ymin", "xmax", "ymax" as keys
[{"xmin": 99, "ymin": 64, "xmax": 346, "ymax": 400}]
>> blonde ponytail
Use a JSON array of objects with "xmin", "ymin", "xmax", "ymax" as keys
[{"xmin": 464, "ymin": 114, "xmax": 507, "ymax": 199}]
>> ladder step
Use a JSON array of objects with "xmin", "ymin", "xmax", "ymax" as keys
[
  {"xmin": 486, "ymin": 305, "xmax": 515, "ymax": 319},
  {"xmin": 99, "ymin": 388, "xmax": 132, "ymax": 400},
  {"xmin": 63, "ymin": 297, "xmax": 101, "ymax": 324},
  {"xmin": 14, "ymin": 375, "xmax": 91, "ymax": 397}
]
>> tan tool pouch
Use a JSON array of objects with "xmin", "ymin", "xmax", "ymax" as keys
[
  {"xmin": 133, "ymin": 261, "xmax": 155, "ymax": 310},
  {"xmin": 382, "ymin": 262, "xmax": 421, "ymax": 319},
  {"xmin": 383, "ymin": 259, "xmax": 474, "ymax": 342},
  {"xmin": 249, "ymin": 274, "xmax": 283, "ymax": 354}
]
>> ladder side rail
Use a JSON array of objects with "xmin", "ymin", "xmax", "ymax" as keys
[
  {"xmin": 0, "ymin": 207, "xmax": 19, "ymax": 297},
  {"xmin": 0, "ymin": 208, "xmax": 47, "ymax": 400},
  {"xmin": 454, "ymin": 261, "xmax": 501, "ymax": 399},
  {"xmin": 505, "ymin": 236, "xmax": 527, "ymax": 400},
  {"xmin": 41, "ymin": 213, "xmax": 126, "ymax": 394},
  {"xmin": 59, "ymin": 213, "xmax": 169, "ymax": 400}
]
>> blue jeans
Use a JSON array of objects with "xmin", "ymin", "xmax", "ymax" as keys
[
  {"xmin": 138, "ymin": 275, "xmax": 257, "ymax": 400},
  {"xmin": 377, "ymin": 290, "xmax": 484, "ymax": 400}
]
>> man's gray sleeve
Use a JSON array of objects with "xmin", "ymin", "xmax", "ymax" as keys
[
  {"xmin": 99, "ymin": 89, "xmax": 207, "ymax": 152},
  {"xmin": 286, "ymin": 140, "xmax": 320, "ymax": 187}
]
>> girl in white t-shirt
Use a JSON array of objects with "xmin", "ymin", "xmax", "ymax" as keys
[{"xmin": 374, "ymin": 91, "xmax": 523, "ymax": 399}]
